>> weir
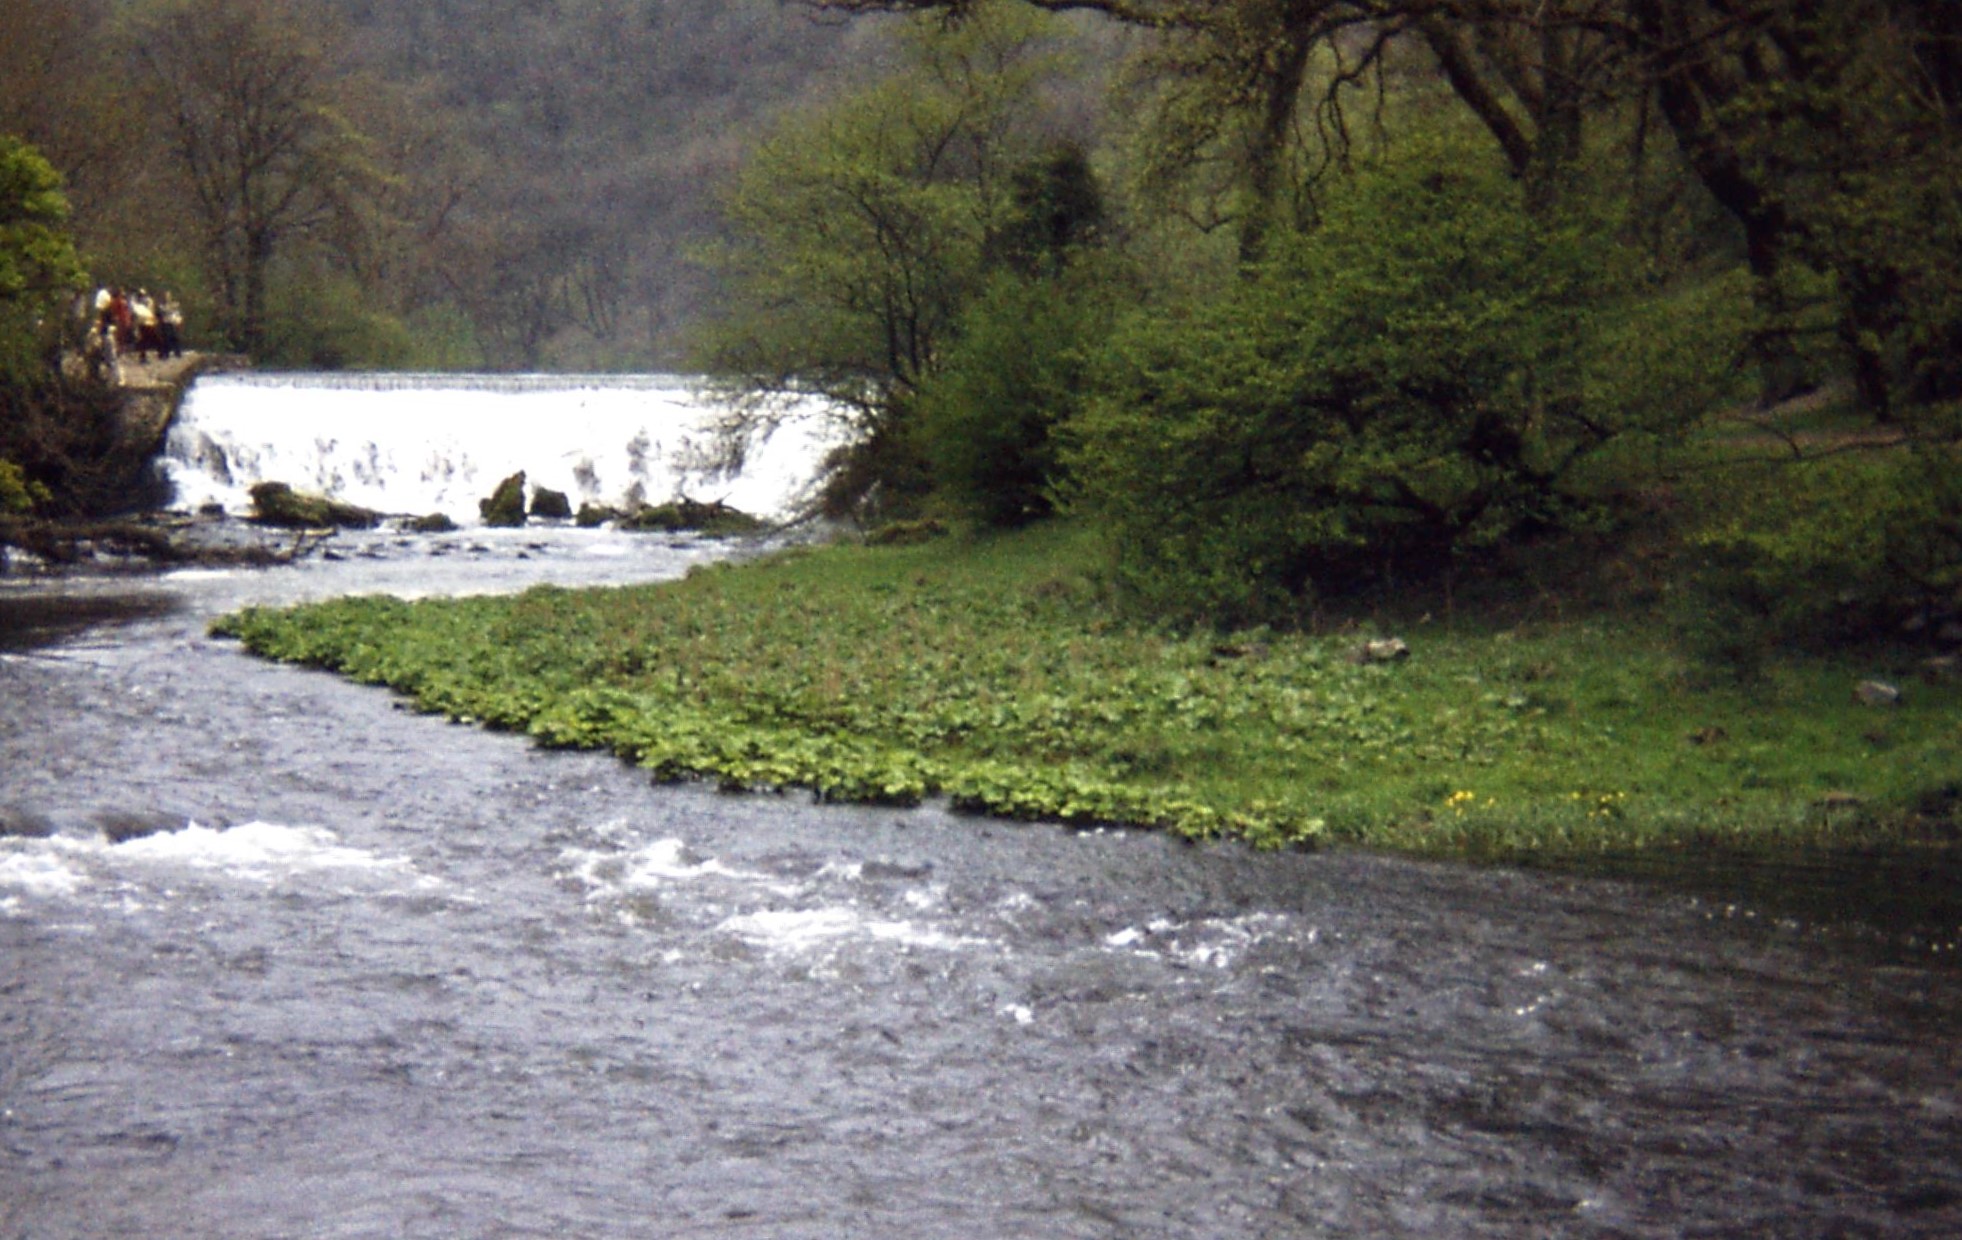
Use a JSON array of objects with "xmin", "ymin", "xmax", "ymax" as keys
[{"xmin": 160, "ymin": 372, "xmax": 835, "ymax": 522}]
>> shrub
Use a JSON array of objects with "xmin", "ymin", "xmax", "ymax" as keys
[
  {"xmin": 1, "ymin": 458, "xmax": 46, "ymax": 515},
  {"xmin": 915, "ymin": 268, "xmax": 1114, "ymax": 527},
  {"xmin": 1066, "ymin": 148, "xmax": 1740, "ymax": 627},
  {"xmin": 260, "ymin": 272, "xmax": 417, "ymax": 370},
  {"xmin": 1684, "ymin": 435, "xmax": 1962, "ymax": 669}
]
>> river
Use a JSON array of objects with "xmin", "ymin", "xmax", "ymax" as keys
[{"xmin": 1, "ymin": 376, "xmax": 1957, "ymax": 1237}]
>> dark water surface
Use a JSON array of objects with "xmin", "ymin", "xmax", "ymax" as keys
[{"xmin": 3, "ymin": 529, "xmax": 1958, "ymax": 1238}]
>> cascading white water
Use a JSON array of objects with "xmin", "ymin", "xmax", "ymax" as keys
[{"xmin": 161, "ymin": 372, "xmax": 838, "ymax": 522}]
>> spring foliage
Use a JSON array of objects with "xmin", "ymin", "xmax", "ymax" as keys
[
  {"xmin": 0, "ymin": 136, "xmax": 85, "ymax": 385},
  {"xmin": 1066, "ymin": 149, "xmax": 1743, "ymax": 626},
  {"xmin": 211, "ymin": 524, "xmax": 1962, "ymax": 856}
]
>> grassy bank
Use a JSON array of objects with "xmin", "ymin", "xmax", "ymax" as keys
[{"xmin": 212, "ymin": 521, "xmax": 1960, "ymax": 858}]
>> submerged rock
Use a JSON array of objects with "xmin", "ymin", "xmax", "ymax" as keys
[
  {"xmin": 248, "ymin": 482, "xmax": 380, "ymax": 529},
  {"xmin": 0, "ymin": 804, "xmax": 55, "ymax": 838},
  {"xmin": 479, "ymin": 471, "xmax": 527, "ymax": 527},
  {"xmin": 93, "ymin": 809, "xmax": 185, "ymax": 844}
]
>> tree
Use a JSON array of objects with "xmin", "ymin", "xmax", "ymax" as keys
[
  {"xmin": 696, "ymin": 1, "xmax": 1077, "ymax": 515},
  {"xmin": 0, "ymin": 136, "xmax": 86, "ymax": 384},
  {"xmin": 0, "ymin": 136, "xmax": 108, "ymax": 521},
  {"xmin": 0, "ymin": 1, "xmax": 148, "ymax": 256},
  {"xmin": 134, "ymin": 0, "xmax": 379, "ymax": 356},
  {"xmin": 913, "ymin": 141, "xmax": 1115, "ymax": 526},
  {"xmin": 1630, "ymin": 0, "xmax": 1962, "ymax": 415},
  {"xmin": 816, "ymin": 0, "xmax": 1961, "ymax": 417},
  {"xmin": 1066, "ymin": 145, "xmax": 1739, "ymax": 625},
  {"xmin": 803, "ymin": 2, "xmax": 1640, "ymax": 256}
]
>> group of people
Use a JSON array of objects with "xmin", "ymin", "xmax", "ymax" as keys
[{"xmin": 93, "ymin": 286, "xmax": 185, "ymax": 364}]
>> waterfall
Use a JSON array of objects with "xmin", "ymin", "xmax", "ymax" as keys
[{"xmin": 161, "ymin": 372, "xmax": 837, "ymax": 523}]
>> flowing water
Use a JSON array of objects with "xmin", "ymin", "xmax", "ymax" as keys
[
  {"xmin": 162, "ymin": 372, "xmax": 836, "ymax": 522},
  {"xmin": 2, "ymin": 377, "xmax": 1959, "ymax": 1238}
]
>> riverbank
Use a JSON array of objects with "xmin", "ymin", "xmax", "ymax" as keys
[
  {"xmin": 112, "ymin": 350, "xmax": 247, "ymax": 454},
  {"xmin": 212, "ymin": 520, "xmax": 1962, "ymax": 862},
  {"xmin": 12, "ymin": 522, "xmax": 1959, "ymax": 1235},
  {"xmin": 0, "ymin": 353, "xmax": 271, "ymax": 572}
]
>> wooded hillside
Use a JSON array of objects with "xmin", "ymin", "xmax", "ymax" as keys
[{"xmin": 1, "ymin": 0, "xmax": 900, "ymax": 369}]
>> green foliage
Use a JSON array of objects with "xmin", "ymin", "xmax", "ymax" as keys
[
  {"xmin": 0, "ymin": 457, "xmax": 48, "ymax": 515},
  {"xmin": 1684, "ymin": 436, "xmax": 1962, "ymax": 668},
  {"xmin": 1656, "ymin": 0, "xmax": 1962, "ymax": 414},
  {"xmin": 0, "ymin": 135, "xmax": 86, "ymax": 384},
  {"xmin": 212, "ymin": 521, "xmax": 1961, "ymax": 859},
  {"xmin": 693, "ymin": 1, "xmax": 1076, "ymax": 515},
  {"xmin": 914, "ymin": 268, "xmax": 1115, "ymax": 526},
  {"xmin": 260, "ymin": 272, "xmax": 418, "ymax": 370},
  {"xmin": 1067, "ymin": 147, "xmax": 1742, "ymax": 627},
  {"xmin": 985, "ymin": 141, "xmax": 1106, "ymax": 276}
]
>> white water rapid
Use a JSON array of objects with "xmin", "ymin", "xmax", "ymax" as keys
[{"xmin": 161, "ymin": 372, "xmax": 837, "ymax": 522}]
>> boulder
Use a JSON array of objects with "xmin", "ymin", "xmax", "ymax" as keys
[
  {"xmin": 530, "ymin": 486, "xmax": 572, "ymax": 520},
  {"xmin": 0, "ymin": 804, "xmax": 54, "ymax": 838},
  {"xmin": 405, "ymin": 513, "xmax": 457, "ymax": 533},
  {"xmin": 618, "ymin": 497, "xmax": 763, "ymax": 537},
  {"xmin": 1348, "ymin": 637, "xmax": 1410, "ymax": 665},
  {"xmin": 248, "ymin": 481, "xmax": 380, "ymax": 529},
  {"xmin": 1853, "ymin": 679, "xmax": 1902, "ymax": 706},
  {"xmin": 479, "ymin": 471, "xmax": 527, "ymax": 527},
  {"xmin": 865, "ymin": 518, "xmax": 947, "ymax": 547},
  {"xmin": 574, "ymin": 502, "xmax": 619, "ymax": 528}
]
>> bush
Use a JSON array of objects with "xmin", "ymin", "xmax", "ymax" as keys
[
  {"xmin": 1684, "ymin": 436, "xmax": 1962, "ymax": 669},
  {"xmin": 1065, "ymin": 148, "xmax": 1740, "ymax": 627},
  {"xmin": 260, "ymin": 272, "xmax": 417, "ymax": 370},
  {"xmin": 0, "ymin": 136, "xmax": 86, "ymax": 386},
  {"xmin": 1, "ymin": 458, "xmax": 46, "ymax": 515},
  {"xmin": 914, "ymin": 269, "xmax": 1114, "ymax": 527}
]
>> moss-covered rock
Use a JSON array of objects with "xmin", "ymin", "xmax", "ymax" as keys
[
  {"xmin": 574, "ymin": 502, "xmax": 620, "ymax": 528},
  {"xmin": 865, "ymin": 517, "xmax": 948, "ymax": 546},
  {"xmin": 405, "ymin": 512, "xmax": 458, "ymax": 533},
  {"xmin": 479, "ymin": 471, "xmax": 527, "ymax": 527},
  {"xmin": 530, "ymin": 486, "xmax": 572, "ymax": 519},
  {"xmin": 248, "ymin": 482, "xmax": 380, "ymax": 529},
  {"xmin": 618, "ymin": 497, "xmax": 766, "ymax": 537}
]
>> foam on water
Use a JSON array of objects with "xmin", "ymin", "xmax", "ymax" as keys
[
  {"xmin": 1103, "ymin": 911, "xmax": 1302, "ymax": 970},
  {"xmin": 162, "ymin": 372, "xmax": 838, "ymax": 522},
  {"xmin": 560, "ymin": 837, "xmax": 777, "ymax": 891},
  {"xmin": 717, "ymin": 906, "xmax": 985, "ymax": 954},
  {"xmin": 559, "ymin": 832, "xmax": 991, "ymax": 954},
  {"xmin": 112, "ymin": 820, "xmax": 427, "ymax": 884},
  {"xmin": 0, "ymin": 821, "xmax": 434, "ymax": 908},
  {"xmin": 0, "ymin": 846, "xmax": 89, "ymax": 899}
]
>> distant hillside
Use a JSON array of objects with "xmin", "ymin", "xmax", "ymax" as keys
[{"xmin": 334, "ymin": 0, "xmax": 894, "ymax": 368}]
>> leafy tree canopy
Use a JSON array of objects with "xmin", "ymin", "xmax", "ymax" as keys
[
  {"xmin": 0, "ymin": 134, "xmax": 86, "ymax": 384},
  {"xmin": 694, "ymin": 0, "xmax": 1086, "ymax": 516},
  {"xmin": 1066, "ymin": 141, "xmax": 1745, "ymax": 625}
]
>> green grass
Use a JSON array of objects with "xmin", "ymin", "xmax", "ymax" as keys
[{"xmin": 210, "ymin": 521, "xmax": 1961, "ymax": 858}]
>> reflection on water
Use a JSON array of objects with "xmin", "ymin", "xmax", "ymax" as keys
[
  {"xmin": 0, "ymin": 589, "xmax": 181, "ymax": 651},
  {"xmin": 1531, "ymin": 846, "xmax": 1962, "ymax": 965}
]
